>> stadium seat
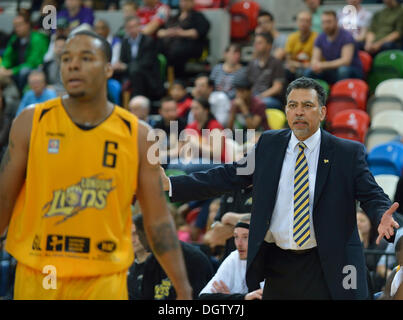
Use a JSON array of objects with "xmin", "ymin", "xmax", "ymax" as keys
[
  {"xmin": 330, "ymin": 109, "xmax": 370, "ymax": 143},
  {"xmin": 367, "ymin": 95, "xmax": 403, "ymax": 119},
  {"xmin": 365, "ymin": 127, "xmax": 400, "ymax": 153},
  {"xmin": 375, "ymin": 78, "xmax": 403, "ymax": 105},
  {"xmin": 373, "ymin": 50, "xmax": 403, "ymax": 77},
  {"xmin": 325, "ymin": 95, "xmax": 360, "ymax": 126},
  {"xmin": 358, "ymin": 50, "xmax": 372, "ymax": 78},
  {"xmin": 229, "ymin": 0, "xmax": 260, "ymax": 39},
  {"xmin": 230, "ymin": 13, "xmax": 250, "ymax": 40},
  {"xmin": 374, "ymin": 174, "xmax": 400, "ymax": 201},
  {"xmin": 266, "ymin": 108, "xmax": 286, "ymax": 130},
  {"xmin": 107, "ymin": 78, "xmax": 122, "ymax": 105},
  {"xmin": 367, "ymin": 141, "xmax": 403, "ymax": 176},
  {"xmin": 367, "ymin": 65, "xmax": 401, "ymax": 95},
  {"xmin": 371, "ymin": 110, "xmax": 403, "ymax": 135},
  {"xmin": 314, "ymin": 79, "xmax": 330, "ymax": 97},
  {"xmin": 330, "ymin": 79, "xmax": 368, "ymax": 111}
]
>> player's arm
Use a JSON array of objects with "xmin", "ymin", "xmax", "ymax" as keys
[
  {"xmin": 136, "ymin": 121, "xmax": 192, "ymax": 300},
  {"xmin": 0, "ymin": 108, "xmax": 33, "ymax": 236}
]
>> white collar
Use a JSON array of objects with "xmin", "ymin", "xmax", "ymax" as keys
[{"xmin": 289, "ymin": 127, "xmax": 321, "ymax": 152}]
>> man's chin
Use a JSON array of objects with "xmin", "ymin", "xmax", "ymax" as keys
[{"xmin": 68, "ymin": 90, "xmax": 86, "ymax": 98}]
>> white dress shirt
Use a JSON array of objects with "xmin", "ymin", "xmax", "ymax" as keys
[{"xmin": 264, "ymin": 128, "xmax": 321, "ymax": 250}]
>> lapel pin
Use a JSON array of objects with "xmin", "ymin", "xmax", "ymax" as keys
[{"xmin": 324, "ymin": 159, "xmax": 329, "ymax": 164}]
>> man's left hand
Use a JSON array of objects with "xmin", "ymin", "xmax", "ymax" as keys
[{"xmin": 376, "ymin": 202, "xmax": 400, "ymax": 245}]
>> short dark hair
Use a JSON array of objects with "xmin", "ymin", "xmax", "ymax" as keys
[
  {"xmin": 194, "ymin": 97, "xmax": 211, "ymax": 111},
  {"xmin": 225, "ymin": 43, "xmax": 242, "ymax": 53},
  {"xmin": 255, "ymin": 32, "xmax": 273, "ymax": 45},
  {"xmin": 56, "ymin": 35, "xmax": 68, "ymax": 42},
  {"xmin": 322, "ymin": 10, "xmax": 337, "ymax": 19},
  {"xmin": 286, "ymin": 77, "xmax": 327, "ymax": 106},
  {"xmin": 195, "ymin": 73, "xmax": 214, "ymax": 88},
  {"xmin": 67, "ymin": 30, "xmax": 112, "ymax": 63},
  {"xmin": 132, "ymin": 213, "xmax": 144, "ymax": 233},
  {"xmin": 258, "ymin": 10, "xmax": 274, "ymax": 21},
  {"xmin": 160, "ymin": 96, "xmax": 176, "ymax": 106}
]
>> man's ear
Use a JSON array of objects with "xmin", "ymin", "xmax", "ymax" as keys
[
  {"xmin": 320, "ymin": 105, "xmax": 327, "ymax": 121},
  {"xmin": 105, "ymin": 63, "xmax": 113, "ymax": 79}
]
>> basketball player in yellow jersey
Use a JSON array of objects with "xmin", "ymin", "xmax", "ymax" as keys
[{"xmin": 0, "ymin": 30, "xmax": 192, "ymax": 300}]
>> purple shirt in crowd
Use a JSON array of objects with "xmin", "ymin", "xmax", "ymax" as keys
[
  {"xmin": 314, "ymin": 28, "xmax": 362, "ymax": 71},
  {"xmin": 57, "ymin": 6, "xmax": 94, "ymax": 30}
]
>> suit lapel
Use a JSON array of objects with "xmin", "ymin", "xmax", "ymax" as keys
[{"xmin": 313, "ymin": 129, "xmax": 335, "ymax": 211}]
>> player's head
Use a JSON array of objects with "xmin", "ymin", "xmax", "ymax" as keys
[
  {"xmin": 285, "ymin": 77, "xmax": 326, "ymax": 141},
  {"xmin": 60, "ymin": 30, "xmax": 113, "ymax": 99},
  {"xmin": 234, "ymin": 215, "xmax": 251, "ymax": 260}
]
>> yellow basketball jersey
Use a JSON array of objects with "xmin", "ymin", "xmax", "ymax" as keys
[{"xmin": 6, "ymin": 97, "xmax": 139, "ymax": 277}]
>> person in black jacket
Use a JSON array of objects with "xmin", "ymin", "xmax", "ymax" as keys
[{"xmin": 133, "ymin": 213, "xmax": 214, "ymax": 299}]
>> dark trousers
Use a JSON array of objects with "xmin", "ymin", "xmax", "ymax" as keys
[{"xmin": 262, "ymin": 242, "xmax": 332, "ymax": 300}]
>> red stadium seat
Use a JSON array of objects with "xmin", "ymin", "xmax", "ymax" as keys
[
  {"xmin": 358, "ymin": 50, "xmax": 372, "ymax": 78},
  {"xmin": 230, "ymin": 0, "xmax": 260, "ymax": 31},
  {"xmin": 330, "ymin": 79, "xmax": 369, "ymax": 111},
  {"xmin": 330, "ymin": 109, "xmax": 370, "ymax": 143},
  {"xmin": 230, "ymin": 13, "xmax": 250, "ymax": 40},
  {"xmin": 326, "ymin": 95, "xmax": 360, "ymax": 126}
]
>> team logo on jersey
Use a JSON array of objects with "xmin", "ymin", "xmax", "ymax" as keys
[
  {"xmin": 48, "ymin": 139, "xmax": 60, "ymax": 154},
  {"xmin": 42, "ymin": 174, "xmax": 114, "ymax": 225}
]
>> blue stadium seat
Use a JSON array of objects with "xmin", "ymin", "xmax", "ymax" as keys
[
  {"xmin": 107, "ymin": 78, "xmax": 122, "ymax": 106},
  {"xmin": 367, "ymin": 141, "xmax": 403, "ymax": 176}
]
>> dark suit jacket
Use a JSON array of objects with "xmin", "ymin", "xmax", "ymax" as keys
[{"xmin": 170, "ymin": 129, "xmax": 392, "ymax": 299}]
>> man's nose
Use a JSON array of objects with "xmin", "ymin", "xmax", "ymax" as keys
[{"xmin": 68, "ymin": 57, "xmax": 81, "ymax": 70}]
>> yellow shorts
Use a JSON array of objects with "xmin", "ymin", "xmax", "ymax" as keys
[{"xmin": 14, "ymin": 262, "xmax": 128, "ymax": 300}]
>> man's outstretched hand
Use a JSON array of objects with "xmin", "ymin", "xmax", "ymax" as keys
[
  {"xmin": 376, "ymin": 202, "xmax": 400, "ymax": 245},
  {"xmin": 159, "ymin": 166, "xmax": 170, "ymax": 191}
]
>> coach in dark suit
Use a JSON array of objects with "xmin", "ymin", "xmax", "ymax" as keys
[
  {"xmin": 162, "ymin": 77, "xmax": 399, "ymax": 299},
  {"xmin": 112, "ymin": 15, "xmax": 163, "ymax": 100}
]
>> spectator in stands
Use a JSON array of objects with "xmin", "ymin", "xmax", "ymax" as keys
[
  {"xmin": 184, "ymin": 98, "xmax": 225, "ymax": 163},
  {"xmin": 389, "ymin": 230, "xmax": 403, "ymax": 299},
  {"xmin": 16, "ymin": 70, "xmax": 57, "ymax": 116},
  {"xmin": 227, "ymin": 73, "xmax": 269, "ymax": 131},
  {"xmin": 128, "ymin": 95, "xmax": 155, "ymax": 126},
  {"xmin": 394, "ymin": 175, "xmax": 403, "ymax": 226},
  {"xmin": 285, "ymin": 11, "xmax": 317, "ymax": 82},
  {"xmin": 133, "ymin": 213, "xmax": 214, "ymax": 299},
  {"xmin": 203, "ymin": 187, "xmax": 253, "ymax": 262},
  {"xmin": 190, "ymin": 74, "xmax": 231, "ymax": 127},
  {"xmin": 43, "ymin": 35, "xmax": 66, "ymax": 96},
  {"xmin": 0, "ymin": 79, "xmax": 13, "ymax": 160},
  {"xmin": 255, "ymin": 11, "xmax": 287, "ymax": 61},
  {"xmin": 115, "ymin": 1, "xmax": 139, "ymax": 39},
  {"xmin": 364, "ymin": 0, "xmax": 403, "ymax": 55},
  {"xmin": 338, "ymin": 0, "xmax": 372, "ymax": 48},
  {"xmin": 246, "ymin": 32, "xmax": 285, "ymax": 110},
  {"xmin": 113, "ymin": 16, "xmax": 164, "ymax": 100},
  {"xmin": 199, "ymin": 216, "xmax": 263, "ymax": 300},
  {"xmin": 94, "ymin": 19, "xmax": 122, "ymax": 65},
  {"xmin": 137, "ymin": 0, "xmax": 170, "ymax": 36},
  {"xmin": 57, "ymin": 0, "xmax": 95, "ymax": 30},
  {"xmin": 0, "ymin": 13, "xmax": 49, "ymax": 93},
  {"xmin": 304, "ymin": 0, "xmax": 323, "ymax": 33},
  {"xmin": 210, "ymin": 43, "xmax": 245, "ymax": 100},
  {"xmin": 304, "ymin": 10, "xmax": 363, "ymax": 84},
  {"xmin": 169, "ymin": 79, "xmax": 193, "ymax": 121},
  {"xmin": 127, "ymin": 215, "xmax": 151, "ymax": 300},
  {"xmin": 157, "ymin": 0, "xmax": 210, "ymax": 79},
  {"xmin": 43, "ymin": 17, "xmax": 70, "ymax": 63},
  {"xmin": 153, "ymin": 97, "xmax": 187, "ymax": 163}
]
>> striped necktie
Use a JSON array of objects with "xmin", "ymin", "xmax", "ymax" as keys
[{"xmin": 293, "ymin": 142, "xmax": 310, "ymax": 247}]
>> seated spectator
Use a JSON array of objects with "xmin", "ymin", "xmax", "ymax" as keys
[
  {"xmin": 43, "ymin": 17, "xmax": 70, "ymax": 64},
  {"xmin": 169, "ymin": 79, "xmax": 193, "ymax": 121},
  {"xmin": 115, "ymin": 1, "xmax": 139, "ymax": 39},
  {"xmin": 43, "ymin": 35, "xmax": 66, "ymax": 96},
  {"xmin": 304, "ymin": 10, "xmax": 363, "ymax": 84},
  {"xmin": 210, "ymin": 43, "xmax": 245, "ymax": 100},
  {"xmin": 394, "ymin": 175, "xmax": 403, "ymax": 227},
  {"xmin": 246, "ymin": 32, "xmax": 285, "ymax": 110},
  {"xmin": 157, "ymin": 0, "xmax": 210, "ymax": 79},
  {"xmin": 364, "ymin": 0, "xmax": 403, "ymax": 55},
  {"xmin": 203, "ymin": 186, "xmax": 253, "ymax": 262},
  {"xmin": 16, "ymin": 70, "xmax": 57, "ymax": 117},
  {"xmin": 128, "ymin": 95, "xmax": 155, "ymax": 127},
  {"xmin": 113, "ymin": 16, "xmax": 164, "ymax": 100},
  {"xmin": 338, "ymin": 0, "xmax": 372, "ymax": 48},
  {"xmin": 357, "ymin": 207, "xmax": 388, "ymax": 292},
  {"xmin": 153, "ymin": 97, "xmax": 187, "ymax": 163},
  {"xmin": 285, "ymin": 11, "xmax": 318, "ymax": 82},
  {"xmin": 199, "ymin": 216, "xmax": 263, "ymax": 300},
  {"xmin": 190, "ymin": 74, "xmax": 231, "ymax": 127},
  {"xmin": 127, "ymin": 214, "xmax": 151, "ymax": 300},
  {"xmin": 184, "ymin": 98, "xmax": 225, "ymax": 163},
  {"xmin": 0, "ymin": 78, "xmax": 13, "ymax": 160},
  {"xmin": 94, "ymin": 19, "xmax": 122, "ymax": 65},
  {"xmin": 0, "ymin": 13, "xmax": 50, "ymax": 93},
  {"xmin": 57, "ymin": 0, "xmax": 95, "ymax": 31},
  {"xmin": 255, "ymin": 11, "xmax": 287, "ymax": 61},
  {"xmin": 390, "ymin": 231, "xmax": 403, "ymax": 299},
  {"xmin": 133, "ymin": 213, "xmax": 214, "ymax": 299},
  {"xmin": 227, "ymin": 73, "xmax": 269, "ymax": 131},
  {"xmin": 304, "ymin": 0, "xmax": 323, "ymax": 34},
  {"xmin": 137, "ymin": 0, "xmax": 170, "ymax": 36}
]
